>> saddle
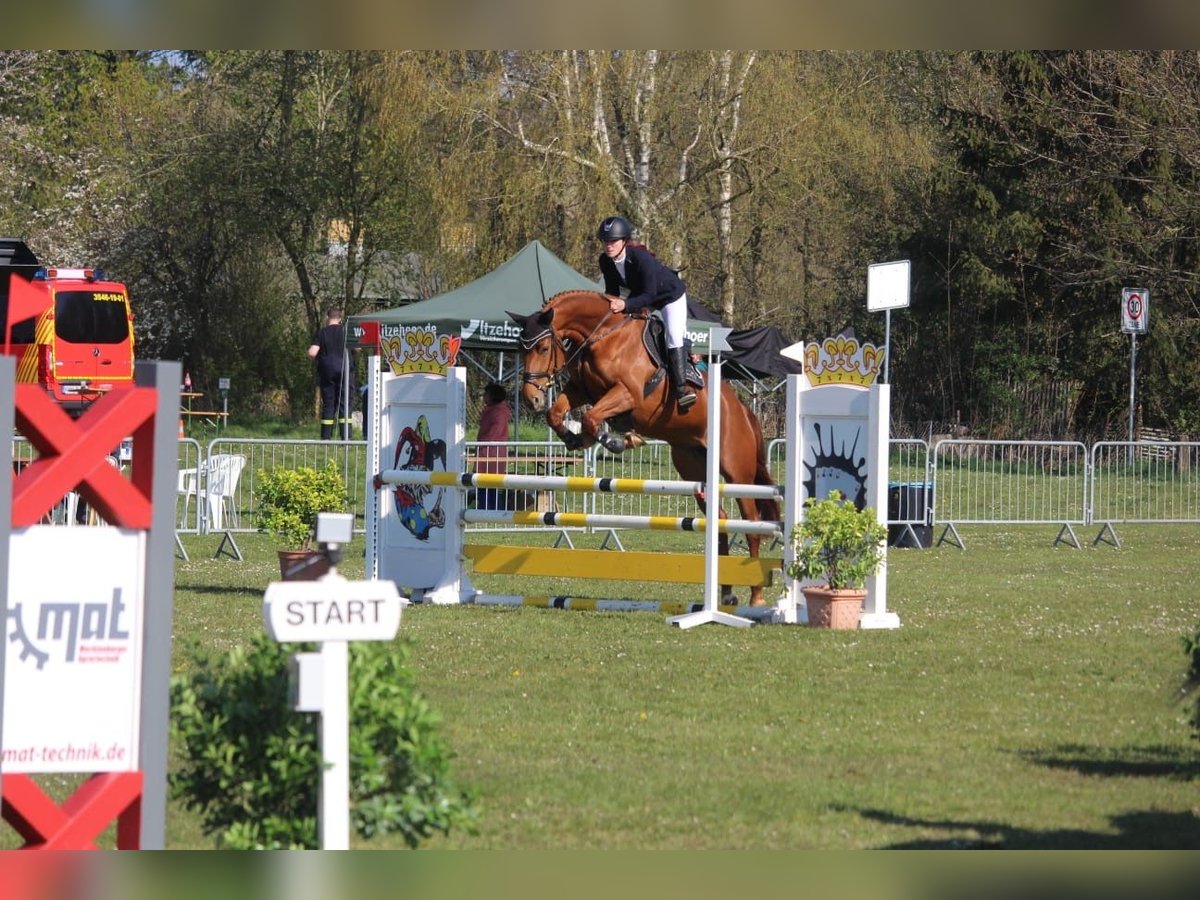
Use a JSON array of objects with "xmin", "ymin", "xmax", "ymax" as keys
[{"xmin": 639, "ymin": 315, "xmax": 705, "ymax": 398}]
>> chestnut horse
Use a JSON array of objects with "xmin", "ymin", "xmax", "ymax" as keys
[{"xmin": 508, "ymin": 290, "xmax": 779, "ymax": 605}]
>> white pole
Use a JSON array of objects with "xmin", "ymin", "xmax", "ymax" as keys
[
  {"xmin": 702, "ymin": 353, "xmax": 723, "ymax": 612},
  {"xmin": 883, "ymin": 308, "xmax": 891, "ymax": 384},
  {"xmin": 1128, "ymin": 332, "xmax": 1137, "ymax": 441},
  {"xmin": 319, "ymin": 637, "xmax": 350, "ymax": 850},
  {"xmin": 668, "ymin": 327, "xmax": 751, "ymax": 629},
  {"xmin": 1127, "ymin": 333, "xmax": 1138, "ymax": 467}
]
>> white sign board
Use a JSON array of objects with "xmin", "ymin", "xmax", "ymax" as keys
[
  {"xmin": 3, "ymin": 527, "xmax": 145, "ymax": 773},
  {"xmin": 867, "ymin": 260, "xmax": 911, "ymax": 311},
  {"xmin": 375, "ymin": 368, "xmax": 470, "ymax": 603},
  {"xmin": 1121, "ymin": 287, "xmax": 1149, "ymax": 334},
  {"xmin": 783, "ymin": 378, "xmax": 897, "ymax": 629},
  {"xmin": 263, "ymin": 577, "xmax": 403, "ymax": 643}
]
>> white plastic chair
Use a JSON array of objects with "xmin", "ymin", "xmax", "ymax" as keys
[
  {"xmin": 204, "ymin": 454, "xmax": 246, "ymax": 533},
  {"xmin": 178, "ymin": 466, "xmax": 201, "ymax": 529}
]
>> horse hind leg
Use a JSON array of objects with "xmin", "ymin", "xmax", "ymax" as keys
[
  {"xmin": 717, "ymin": 456, "xmax": 772, "ymax": 607},
  {"xmin": 693, "ymin": 491, "xmax": 738, "ymax": 605},
  {"xmin": 721, "ymin": 403, "xmax": 780, "ymax": 607},
  {"xmin": 669, "ymin": 446, "xmax": 735, "ymax": 601}
]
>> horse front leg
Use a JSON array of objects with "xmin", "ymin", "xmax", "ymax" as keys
[
  {"xmin": 581, "ymin": 384, "xmax": 637, "ymax": 454},
  {"xmin": 545, "ymin": 391, "xmax": 593, "ymax": 451}
]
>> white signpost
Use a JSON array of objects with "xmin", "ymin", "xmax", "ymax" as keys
[
  {"xmin": 1121, "ymin": 287, "xmax": 1149, "ymax": 447},
  {"xmin": 261, "ymin": 513, "xmax": 404, "ymax": 850},
  {"xmin": 867, "ymin": 260, "xmax": 910, "ymax": 384}
]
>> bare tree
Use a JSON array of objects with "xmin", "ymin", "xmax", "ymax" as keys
[{"xmin": 489, "ymin": 51, "xmax": 759, "ymax": 321}]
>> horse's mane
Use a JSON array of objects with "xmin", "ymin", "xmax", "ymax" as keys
[{"xmin": 542, "ymin": 289, "xmax": 605, "ymax": 310}]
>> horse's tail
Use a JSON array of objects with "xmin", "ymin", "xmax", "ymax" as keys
[{"xmin": 747, "ymin": 406, "xmax": 780, "ymax": 524}]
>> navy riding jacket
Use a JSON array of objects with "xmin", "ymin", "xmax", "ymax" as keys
[{"xmin": 599, "ymin": 245, "xmax": 686, "ymax": 312}]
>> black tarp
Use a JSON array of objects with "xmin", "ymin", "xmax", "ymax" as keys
[{"xmin": 685, "ymin": 298, "xmax": 804, "ymax": 380}]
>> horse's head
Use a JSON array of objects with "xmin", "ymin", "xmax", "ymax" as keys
[{"xmin": 507, "ymin": 307, "xmax": 560, "ymax": 413}]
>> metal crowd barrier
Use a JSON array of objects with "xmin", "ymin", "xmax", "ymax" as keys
[
  {"xmin": 16, "ymin": 433, "xmax": 1198, "ymax": 553},
  {"xmin": 175, "ymin": 438, "xmax": 204, "ymax": 534},
  {"xmin": 199, "ymin": 437, "xmax": 370, "ymax": 537},
  {"xmin": 1089, "ymin": 441, "xmax": 1200, "ymax": 547},
  {"xmin": 931, "ymin": 439, "xmax": 1089, "ymax": 548},
  {"xmin": 888, "ymin": 439, "xmax": 933, "ymax": 548},
  {"xmin": 12, "ymin": 434, "xmax": 201, "ymax": 533}
]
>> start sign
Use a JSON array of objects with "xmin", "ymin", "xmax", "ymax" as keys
[{"xmin": 263, "ymin": 574, "xmax": 402, "ymax": 643}]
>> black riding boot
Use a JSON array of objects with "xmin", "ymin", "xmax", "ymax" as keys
[{"xmin": 667, "ymin": 346, "xmax": 697, "ymax": 412}]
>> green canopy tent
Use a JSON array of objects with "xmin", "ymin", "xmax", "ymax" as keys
[{"xmin": 347, "ymin": 239, "xmax": 786, "ymax": 431}]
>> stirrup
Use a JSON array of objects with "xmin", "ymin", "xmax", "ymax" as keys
[{"xmin": 677, "ymin": 390, "xmax": 697, "ymax": 411}]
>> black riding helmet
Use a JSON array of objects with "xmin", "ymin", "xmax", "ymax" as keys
[{"xmin": 596, "ymin": 215, "xmax": 633, "ymax": 241}]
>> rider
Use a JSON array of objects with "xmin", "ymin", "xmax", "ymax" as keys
[{"xmin": 596, "ymin": 215, "xmax": 697, "ymax": 412}]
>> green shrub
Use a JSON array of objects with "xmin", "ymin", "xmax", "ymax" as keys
[
  {"xmin": 1182, "ymin": 625, "xmax": 1200, "ymax": 739},
  {"xmin": 170, "ymin": 634, "xmax": 478, "ymax": 849},
  {"xmin": 787, "ymin": 489, "xmax": 888, "ymax": 590},
  {"xmin": 254, "ymin": 462, "xmax": 349, "ymax": 550}
]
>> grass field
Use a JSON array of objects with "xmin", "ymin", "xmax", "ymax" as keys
[{"xmin": 151, "ymin": 522, "xmax": 1200, "ymax": 850}]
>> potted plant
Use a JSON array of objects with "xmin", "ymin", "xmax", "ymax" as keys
[
  {"xmin": 787, "ymin": 489, "xmax": 888, "ymax": 629},
  {"xmin": 255, "ymin": 461, "xmax": 350, "ymax": 580}
]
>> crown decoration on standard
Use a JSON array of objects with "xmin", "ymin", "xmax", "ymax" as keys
[
  {"xmin": 803, "ymin": 335, "xmax": 884, "ymax": 387},
  {"xmin": 380, "ymin": 324, "xmax": 462, "ymax": 376}
]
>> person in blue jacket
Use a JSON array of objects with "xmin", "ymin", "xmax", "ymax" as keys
[{"xmin": 596, "ymin": 215, "xmax": 697, "ymax": 412}]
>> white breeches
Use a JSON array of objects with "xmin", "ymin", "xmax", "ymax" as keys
[{"xmin": 662, "ymin": 293, "xmax": 688, "ymax": 349}]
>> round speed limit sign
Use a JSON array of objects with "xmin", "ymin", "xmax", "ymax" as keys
[{"xmin": 1121, "ymin": 287, "xmax": 1149, "ymax": 334}]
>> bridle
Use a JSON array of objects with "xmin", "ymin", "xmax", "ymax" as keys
[
  {"xmin": 520, "ymin": 325, "xmax": 569, "ymax": 398},
  {"xmin": 520, "ymin": 307, "xmax": 624, "ymax": 400}
]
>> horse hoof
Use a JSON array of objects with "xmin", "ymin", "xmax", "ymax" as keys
[
  {"xmin": 599, "ymin": 432, "xmax": 625, "ymax": 454},
  {"xmin": 562, "ymin": 432, "xmax": 583, "ymax": 451}
]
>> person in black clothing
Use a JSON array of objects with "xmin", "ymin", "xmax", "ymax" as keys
[
  {"xmin": 307, "ymin": 305, "xmax": 355, "ymax": 440},
  {"xmin": 596, "ymin": 215, "xmax": 696, "ymax": 411}
]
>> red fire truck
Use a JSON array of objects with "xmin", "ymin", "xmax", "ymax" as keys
[{"xmin": 1, "ymin": 238, "xmax": 136, "ymax": 415}]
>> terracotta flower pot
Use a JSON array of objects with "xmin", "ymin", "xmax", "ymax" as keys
[
  {"xmin": 277, "ymin": 549, "xmax": 330, "ymax": 581},
  {"xmin": 802, "ymin": 586, "xmax": 866, "ymax": 629}
]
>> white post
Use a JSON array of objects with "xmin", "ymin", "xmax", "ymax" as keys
[
  {"xmin": 365, "ymin": 354, "xmax": 381, "ymax": 580},
  {"xmin": 782, "ymin": 373, "xmax": 803, "ymax": 624},
  {"xmin": 318, "ymin": 636, "xmax": 350, "ymax": 850},
  {"xmin": 1128, "ymin": 332, "xmax": 1137, "ymax": 448},
  {"xmin": 668, "ymin": 327, "xmax": 750, "ymax": 630},
  {"xmin": 262, "ymin": 515, "xmax": 403, "ymax": 851},
  {"xmin": 859, "ymin": 383, "xmax": 899, "ymax": 629},
  {"xmin": 703, "ymin": 351, "xmax": 723, "ymax": 610}
]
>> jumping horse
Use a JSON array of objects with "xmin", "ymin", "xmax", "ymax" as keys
[{"xmin": 508, "ymin": 290, "xmax": 780, "ymax": 606}]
